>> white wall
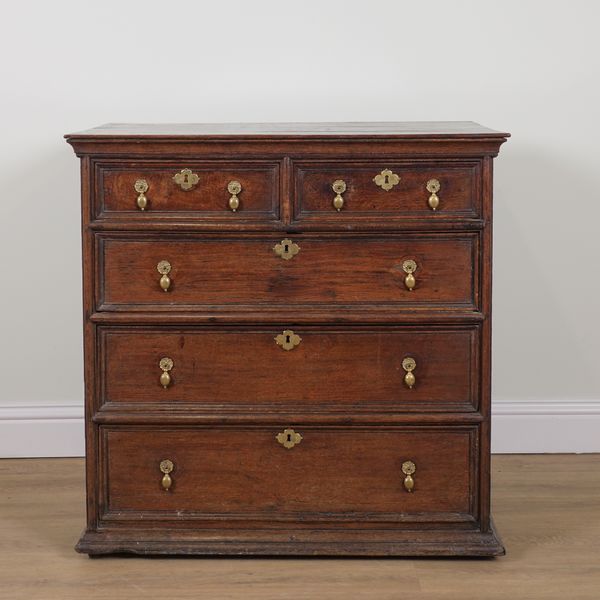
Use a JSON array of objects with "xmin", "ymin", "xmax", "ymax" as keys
[{"xmin": 1, "ymin": 0, "xmax": 599, "ymax": 456}]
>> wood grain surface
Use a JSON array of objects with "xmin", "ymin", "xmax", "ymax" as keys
[
  {"xmin": 0, "ymin": 455, "xmax": 597, "ymax": 600},
  {"xmin": 102, "ymin": 427, "xmax": 473, "ymax": 518},
  {"xmin": 100, "ymin": 234, "xmax": 478, "ymax": 309},
  {"xmin": 99, "ymin": 161, "xmax": 279, "ymax": 218},
  {"xmin": 294, "ymin": 161, "xmax": 479, "ymax": 219},
  {"xmin": 100, "ymin": 326, "xmax": 478, "ymax": 409}
]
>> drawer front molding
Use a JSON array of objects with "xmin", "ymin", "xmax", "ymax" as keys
[
  {"xmin": 97, "ymin": 325, "xmax": 481, "ymax": 413},
  {"xmin": 94, "ymin": 160, "xmax": 281, "ymax": 222},
  {"xmin": 293, "ymin": 160, "xmax": 481, "ymax": 224},
  {"xmin": 97, "ymin": 233, "xmax": 480, "ymax": 311},
  {"xmin": 99, "ymin": 425, "xmax": 479, "ymax": 525}
]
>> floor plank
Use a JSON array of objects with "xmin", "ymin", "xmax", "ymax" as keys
[{"xmin": 0, "ymin": 455, "xmax": 598, "ymax": 599}]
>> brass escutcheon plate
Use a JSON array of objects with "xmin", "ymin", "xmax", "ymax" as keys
[
  {"xmin": 373, "ymin": 169, "xmax": 400, "ymax": 191},
  {"xmin": 273, "ymin": 238, "xmax": 300, "ymax": 260},
  {"xmin": 173, "ymin": 168, "xmax": 199, "ymax": 191},
  {"xmin": 276, "ymin": 428, "xmax": 303, "ymax": 449},
  {"xmin": 275, "ymin": 329, "xmax": 301, "ymax": 351}
]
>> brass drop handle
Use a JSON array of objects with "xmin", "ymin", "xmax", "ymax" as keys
[
  {"xmin": 159, "ymin": 357, "xmax": 174, "ymax": 389},
  {"xmin": 227, "ymin": 180, "xmax": 242, "ymax": 212},
  {"xmin": 160, "ymin": 459, "xmax": 174, "ymax": 491},
  {"xmin": 402, "ymin": 259, "xmax": 417, "ymax": 291},
  {"xmin": 276, "ymin": 428, "xmax": 303, "ymax": 449},
  {"xmin": 402, "ymin": 357, "xmax": 416, "ymax": 389},
  {"xmin": 273, "ymin": 238, "xmax": 300, "ymax": 260},
  {"xmin": 402, "ymin": 460, "xmax": 416, "ymax": 492},
  {"xmin": 134, "ymin": 179, "xmax": 149, "ymax": 211},
  {"xmin": 157, "ymin": 260, "xmax": 172, "ymax": 292},
  {"xmin": 332, "ymin": 179, "xmax": 347, "ymax": 211},
  {"xmin": 426, "ymin": 179, "xmax": 441, "ymax": 211}
]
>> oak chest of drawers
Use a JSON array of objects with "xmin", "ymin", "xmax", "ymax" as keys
[{"xmin": 66, "ymin": 122, "xmax": 509, "ymax": 556}]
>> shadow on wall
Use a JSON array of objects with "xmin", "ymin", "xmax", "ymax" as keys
[
  {"xmin": 0, "ymin": 143, "xmax": 83, "ymax": 405},
  {"xmin": 492, "ymin": 143, "xmax": 600, "ymax": 402}
]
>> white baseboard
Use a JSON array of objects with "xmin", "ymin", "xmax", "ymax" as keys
[
  {"xmin": 0, "ymin": 404, "xmax": 85, "ymax": 458},
  {"xmin": 491, "ymin": 400, "xmax": 600, "ymax": 453},
  {"xmin": 0, "ymin": 401, "xmax": 599, "ymax": 457}
]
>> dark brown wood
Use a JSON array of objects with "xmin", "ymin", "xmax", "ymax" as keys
[
  {"xmin": 101, "ymin": 426, "xmax": 475, "ymax": 521},
  {"xmin": 98, "ymin": 234, "xmax": 479, "ymax": 310},
  {"xmin": 75, "ymin": 525, "xmax": 504, "ymax": 557},
  {"xmin": 65, "ymin": 122, "xmax": 509, "ymax": 160},
  {"xmin": 293, "ymin": 160, "xmax": 480, "ymax": 222},
  {"xmin": 97, "ymin": 160, "xmax": 280, "ymax": 221},
  {"xmin": 99, "ymin": 325, "xmax": 479, "ymax": 410},
  {"xmin": 66, "ymin": 122, "xmax": 508, "ymax": 557}
]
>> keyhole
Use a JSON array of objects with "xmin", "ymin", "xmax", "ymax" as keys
[
  {"xmin": 285, "ymin": 334, "xmax": 291, "ymax": 344},
  {"xmin": 287, "ymin": 433, "xmax": 292, "ymax": 442},
  {"xmin": 384, "ymin": 175, "xmax": 389, "ymax": 185},
  {"xmin": 284, "ymin": 244, "xmax": 289, "ymax": 253},
  {"xmin": 183, "ymin": 173, "xmax": 189, "ymax": 183}
]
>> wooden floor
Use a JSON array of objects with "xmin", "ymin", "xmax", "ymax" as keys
[{"xmin": 0, "ymin": 455, "xmax": 599, "ymax": 599}]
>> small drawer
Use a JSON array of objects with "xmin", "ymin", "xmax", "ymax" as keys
[
  {"xmin": 101, "ymin": 425, "xmax": 478, "ymax": 524},
  {"xmin": 293, "ymin": 160, "xmax": 480, "ymax": 224},
  {"xmin": 97, "ymin": 233, "xmax": 479, "ymax": 311},
  {"xmin": 94, "ymin": 161, "xmax": 280, "ymax": 221},
  {"xmin": 99, "ymin": 325, "xmax": 480, "ymax": 412}
]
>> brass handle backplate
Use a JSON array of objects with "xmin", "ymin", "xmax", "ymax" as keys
[
  {"xmin": 402, "ymin": 259, "xmax": 417, "ymax": 291},
  {"xmin": 159, "ymin": 357, "xmax": 174, "ymax": 389},
  {"xmin": 273, "ymin": 238, "xmax": 300, "ymax": 260},
  {"xmin": 373, "ymin": 169, "xmax": 400, "ymax": 191},
  {"xmin": 402, "ymin": 460, "xmax": 416, "ymax": 492},
  {"xmin": 160, "ymin": 459, "xmax": 174, "ymax": 491},
  {"xmin": 173, "ymin": 168, "xmax": 199, "ymax": 191},
  {"xmin": 402, "ymin": 357, "xmax": 416, "ymax": 389},
  {"xmin": 275, "ymin": 329, "xmax": 301, "ymax": 351},
  {"xmin": 134, "ymin": 179, "xmax": 149, "ymax": 211},
  {"xmin": 426, "ymin": 179, "xmax": 441, "ymax": 211},
  {"xmin": 332, "ymin": 179, "xmax": 347, "ymax": 211},
  {"xmin": 276, "ymin": 428, "xmax": 303, "ymax": 449},
  {"xmin": 227, "ymin": 180, "xmax": 242, "ymax": 212}
]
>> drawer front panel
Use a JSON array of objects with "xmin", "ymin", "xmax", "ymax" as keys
[
  {"xmin": 100, "ymin": 326, "xmax": 479, "ymax": 411},
  {"xmin": 293, "ymin": 161, "xmax": 480, "ymax": 222},
  {"xmin": 96, "ymin": 162, "xmax": 280, "ymax": 220},
  {"xmin": 99, "ymin": 234, "xmax": 478, "ymax": 310},
  {"xmin": 102, "ymin": 426, "xmax": 477, "ymax": 522}
]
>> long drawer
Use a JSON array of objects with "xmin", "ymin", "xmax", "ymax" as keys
[
  {"xmin": 97, "ymin": 233, "xmax": 479, "ymax": 311},
  {"xmin": 100, "ymin": 425, "xmax": 478, "ymax": 525},
  {"xmin": 98, "ymin": 325, "xmax": 480, "ymax": 411}
]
